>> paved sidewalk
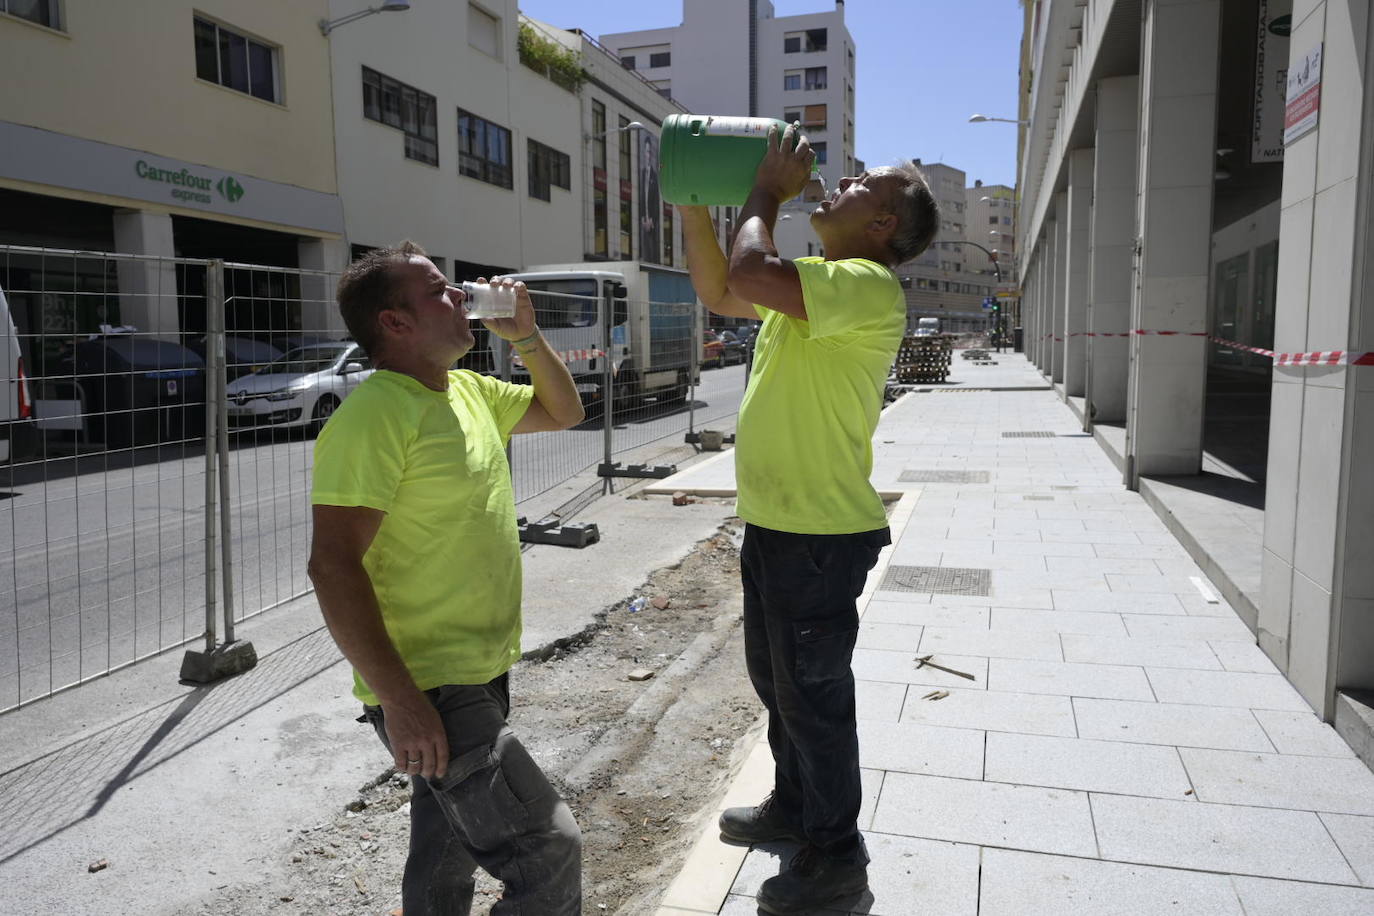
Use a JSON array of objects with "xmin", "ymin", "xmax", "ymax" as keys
[{"xmin": 652, "ymin": 353, "xmax": 1374, "ymax": 915}]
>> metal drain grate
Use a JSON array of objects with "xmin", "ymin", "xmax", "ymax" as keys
[
  {"xmin": 880, "ymin": 565, "xmax": 992, "ymax": 596},
  {"xmin": 1002, "ymin": 431, "xmax": 1058, "ymax": 438},
  {"xmin": 1051, "ymin": 485, "xmax": 1078, "ymax": 491},
  {"xmin": 898, "ymin": 470, "xmax": 991, "ymax": 484},
  {"xmin": 1022, "ymin": 495, "xmax": 1055, "ymax": 501},
  {"xmin": 933, "ymin": 388, "xmax": 990, "ymax": 393}
]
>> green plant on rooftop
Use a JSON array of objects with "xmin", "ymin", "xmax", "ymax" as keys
[{"xmin": 518, "ymin": 22, "xmax": 585, "ymax": 93}]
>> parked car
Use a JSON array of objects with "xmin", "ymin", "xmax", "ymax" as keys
[
  {"xmin": 702, "ymin": 331, "xmax": 726, "ymax": 369},
  {"xmin": 224, "ymin": 341, "xmax": 372, "ymax": 434},
  {"xmin": 188, "ymin": 335, "xmax": 283, "ymax": 381},
  {"xmin": 716, "ymin": 329, "xmax": 748, "ymax": 365},
  {"xmin": 61, "ymin": 334, "xmax": 206, "ymax": 450}
]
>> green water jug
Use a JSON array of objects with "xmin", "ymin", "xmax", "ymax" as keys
[{"xmin": 660, "ymin": 114, "xmax": 821, "ymax": 206}]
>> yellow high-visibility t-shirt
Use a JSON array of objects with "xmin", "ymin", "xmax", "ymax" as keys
[
  {"xmin": 734, "ymin": 256, "xmax": 905, "ymax": 535},
  {"xmin": 310, "ymin": 369, "xmax": 534, "ymax": 704}
]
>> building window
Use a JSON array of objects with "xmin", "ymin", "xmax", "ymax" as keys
[
  {"xmin": 619, "ymin": 117, "xmax": 634, "ymax": 258},
  {"xmin": 804, "ymin": 67, "xmax": 827, "ymax": 91},
  {"xmin": 784, "ymin": 70, "xmax": 802, "ymax": 91},
  {"xmin": 803, "ymin": 104, "xmax": 826, "ymax": 130},
  {"xmin": 989, "ymin": 216, "xmax": 999, "ymax": 225},
  {"xmin": 652, "ymin": 80, "xmax": 672, "ymax": 99},
  {"xmin": 812, "ymin": 142, "xmax": 827, "ymax": 164},
  {"xmin": 194, "ymin": 17, "xmax": 279, "ymax": 103},
  {"xmin": 649, "ymin": 51, "xmax": 671, "ymax": 68},
  {"xmin": 458, "ymin": 108, "xmax": 513, "ymax": 189},
  {"xmin": 1003, "ymin": 216, "xmax": 1012, "ymax": 225},
  {"xmin": 362, "ymin": 67, "xmax": 438, "ymax": 165},
  {"xmin": 3, "ymin": 0, "xmax": 59, "ymax": 28},
  {"xmin": 784, "ymin": 28, "xmax": 827, "ymax": 52},
  {"xmin": 468, "ymin": 3, "xmax": 501, "ymax": 58},
  {"xmin": 783, "ymin": 109, "xmax": 801, "ymax": 124},
  {"xmin": 663, "ymin": 203, "xmax": 675, "ymax": 265},
  {"xmin": 621, "ymin": 55, "xmax": 636, "ymax": 69},
  {"xmin": 527, "ymin": 138, "xmax": 571, "ymax": 201},
  {"xmin": 847, "ymin": 45, "xmax": 855, "ymax": 76},
  {"xmin": 592, "ymin": 100, "xmax": 608, "ymax": 256}
]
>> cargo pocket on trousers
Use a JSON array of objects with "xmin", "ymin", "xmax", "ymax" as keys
[
  {"xmin": 429, "ymin": 729, "xmax": 530, "ymax": 851},
  {"xmin": 793, "ymin": 618, "xmax": 858, "ymax": 688}
]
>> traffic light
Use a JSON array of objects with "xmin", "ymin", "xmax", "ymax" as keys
[{"xmin": 991, "ymin": 300, "xmax": 1000, "ymax": 312}]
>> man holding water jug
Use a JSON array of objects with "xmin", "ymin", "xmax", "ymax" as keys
[
  {"xmin": 680, "ymin": 125, "xmax": 939, "ymax": 913},
  {"xmin": 308, "ymin": 243, "xmax": 585, "ymax": 915}
]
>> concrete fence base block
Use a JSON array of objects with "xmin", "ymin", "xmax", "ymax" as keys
[{"xmin": 180, "ymin": 639, "xmax": 259, "ymax": 684}]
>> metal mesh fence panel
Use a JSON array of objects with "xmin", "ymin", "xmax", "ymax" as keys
[
  {"xmin": 0, "ymin": 247, "xmax": 750, "ymax": 708},
  {"xmin": 0, "ymin": 245, "xmax": 213, "ymax": 710}
]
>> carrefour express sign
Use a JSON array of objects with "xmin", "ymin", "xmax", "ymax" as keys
[{"xmin": 135, "ymin": 160, "xmax": 245, "ymax": 205}]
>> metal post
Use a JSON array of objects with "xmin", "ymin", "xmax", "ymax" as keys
[
  {"xmin": 199, "ymin": 265, "xmax": 220, "ymax": 656},
  {"xmin": 216, "ymin": 284, "xmax": 236, "ymax": 643},
  {"xmin": 687, "ymin": 304, "xmax": 702, "ymax": 441},
  {"xmin": 601, "ymin": 287, "xmax": 615, "ymax": 492},
  {"xmin": 179, "ymin": 262, "xmax": 256, "ymax": 683}
]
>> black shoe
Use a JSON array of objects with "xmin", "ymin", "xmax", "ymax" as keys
[
  {"xmin": 718, "ymin": 792, "xmax": 805, "ymax": 845},
  {"xmin": 757, "ymin": 845, "xmax": 869, "ymax": 914}
]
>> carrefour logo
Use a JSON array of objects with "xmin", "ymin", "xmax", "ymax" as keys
[
  {"xmin": 135, "ymin": 160, "xmax": 247, "ymax": 206},
  {"xmin": 216, "ymin": 176, "xmax": 245, "ymax": 203}
]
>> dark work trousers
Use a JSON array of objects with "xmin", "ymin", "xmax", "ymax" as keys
[
  {"xmin": 740, "ymin": 523, "xmax": 890, "ymax": 864},
  {"xmin": 362, "ymin": 674, "xmax": 581, "ymax": 915}
]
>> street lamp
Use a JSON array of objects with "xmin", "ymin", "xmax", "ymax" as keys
[
  {"xmin": 319, "ymin": 0, "xmax": 410, "ymax": 36},
  {"xmin": 968, "ymin": 114, "xmax": 1029, "ymax": 125},
  {"xmin": 585, "ymin": 121, "xmax": 646, "ymax": 142},
  {"xmin": 936, "ymin": 239, "xmax": 1007, "ymax": 351}
]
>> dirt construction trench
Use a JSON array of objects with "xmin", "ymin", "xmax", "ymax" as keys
[{"xmin": 181, "ymin": 510, "xmax": 760, "ymax": 916}]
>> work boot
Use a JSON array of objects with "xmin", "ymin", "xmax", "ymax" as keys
[
  {"xmin": 757, "ymin": 844, "xmax": 869, "ymax": 914},
  {"xmin": 717, "ymin": 792, "xmax": 804, "ymax": 845}
]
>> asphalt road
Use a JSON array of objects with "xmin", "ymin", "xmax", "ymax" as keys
[{"xmin": 0, "ymin": 362, "xmax": 748, "ymax": 709}]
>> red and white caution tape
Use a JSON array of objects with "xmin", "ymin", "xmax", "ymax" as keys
[{"xmin": 1033, "ymin": 329, "xmax": 1373, "ymax": 366}]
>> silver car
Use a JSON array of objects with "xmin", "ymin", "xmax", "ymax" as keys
[{"xmin": 224, "ymin": 341, "xmax": 372, "ymax": 433}]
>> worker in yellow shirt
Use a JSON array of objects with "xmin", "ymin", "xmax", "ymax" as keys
[{"xmin": 680, "ymin": 125, "xmax": 940, "ymax": 914}]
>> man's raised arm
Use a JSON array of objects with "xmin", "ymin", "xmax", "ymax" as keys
[{"xmin": 679, "ymin": 205, "xmax": 758, "ymax": 319}]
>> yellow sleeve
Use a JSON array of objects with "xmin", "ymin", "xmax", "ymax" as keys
[
  {"xmin": 793, "ymin": 258, "xmax": 900, "ymax": 340},
  {"xmin": 464, "ymin": 371, "xmax": 536, "ymax": 442},
  {"xmin": 310, "ymin": 386, "xmax": 412, "ymax": 512}
]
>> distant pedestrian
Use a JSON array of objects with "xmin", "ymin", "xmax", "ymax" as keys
[
  {"xmin": 680, "ymin": 126, "xmax": 939, "ymax": 913},
  {"xmin": 308, "ymin": 242, "xmax": 585, "ymax": 915}
]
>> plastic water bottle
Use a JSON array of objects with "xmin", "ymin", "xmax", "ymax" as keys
[
  {"xmin": 659, "ymin": 114, "xmax": 823, "ymax": 206},
  {"xmin": 458, "ymin": 281, "xmax": 517, "ymax": 320}
]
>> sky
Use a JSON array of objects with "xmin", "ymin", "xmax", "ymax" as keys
[{"xmin": 516, "ymin": 0, "xmax": 1024, "ymax": 188}]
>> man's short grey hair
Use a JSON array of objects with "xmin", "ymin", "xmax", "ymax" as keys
[{"xmin": 882, "ymin": 162, "xmax": 941, "ymax": 265}]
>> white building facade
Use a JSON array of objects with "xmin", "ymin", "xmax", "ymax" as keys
[
  {"xmin": 600, "ymin": 0, "xmax": 857, "ymax": 263},
  {"xmin": 1016, "ymin": 0, "xmax": 1374, "ymax": 748}
]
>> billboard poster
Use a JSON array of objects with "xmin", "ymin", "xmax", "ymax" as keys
[
  {"xmin": 638, "ymin": 130, "xmax": 662, "ymax": 265},
  {"xmin": 1284, "ymin": 43, "xmax": 1323, "ymax": 146},
  {"xmin": 1251, "ymin": 0, "xmax": 1291, "ymax": 162}
]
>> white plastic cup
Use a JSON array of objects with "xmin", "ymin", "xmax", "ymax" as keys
[{"xmin": 459, "ymin": 281, "xmax": 517, "ymax": 319}]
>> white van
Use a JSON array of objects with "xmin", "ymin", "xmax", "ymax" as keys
[
  {"xmin": 0, "ymin": 284, "xmax": 32, "ymax": 462},
  {"xmin": 914, "ymin": 316, "xmax": 941, "ymax": 337}
]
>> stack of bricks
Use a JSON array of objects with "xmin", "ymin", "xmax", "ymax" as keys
[{"xmin": 894, "ymin": 335, "xmax": 953, "ymax": 383}]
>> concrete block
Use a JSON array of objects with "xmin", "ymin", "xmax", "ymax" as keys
[
  {"xmin": 989, "ymin": 607, "xmax": 1128, "ymax": 636},
  {"xmin": 1319, "ymin": 812, "xmax": 1374, "ymax": 887},
  {"xmin": 986, "ymin": 732, "xmax": 1193, "ymax": 799},
  {"xmin": 1062, "ymin": 634, "xmax": 1222, "ymax": 669},
  {"xmin": 1121, "ymin": 614, "xmax": 1253, "ymax": 640},
  {"xmin": 1091, "ymin": 793, "xmax": 1357, "ymax": 882},
  {"xmin": 1180, "ymin": 747, "xmax": 1374, "ymax": 814},
  {"xmin": 1208, "ymin": 639, "xmax": 1276, "ymax": 672},
  {"xmin": 872, "ymin": 772, "xmax": 1097, "ymax": 857},
  {"xmin": 855, "ymin": 678, "xmax": 909, "ymax": 723},
  {"xmin": 856, "ymin": 621, "xmax": 924, "ymax": 652},
  {"xmin": 979, "ymin": 848, "xmax": 1243, "ymax": 916},
  {"xmin": 1253, "ymin": 708, "xmax": 1357, "ymax": 758},
  {"xmin": 863, "ymin": 601, "xmax": 990, "ymax": 629},
  {"xmin": 852, "ymin": 648, "xmax": 989, "ymax": 689},
  {"xmin": 179, "ymin": 639, "xmax": 258, "ymax": 684},
  {"xmin": 1232, "ymin": 876, "xmax": 1374, "ymax": 915},
  {"xmin": 918, "ymin": 627, "xmax": 1065, "ymax": 662},
  {"xmin": 857, "ymin": 718, "xmax": 984, "ymax": 779},
  {"xmin": 899, "ymin": 686, "xmax": 1076, "ymax": 737},
  {"xmin": 1053, "ymin": 590, "xmax": 1187, "ymax": 614},
  {"xmin": 988, "ymin": 658, "xmax": 1156, "ymax": 701},
  {"xmin": 1145, "ymin": 668, "xmax": 1312, "ymax": 711},
  {"xmin": 1073, "ymin": 697, "xmax": 1276, "ymax": 751}
]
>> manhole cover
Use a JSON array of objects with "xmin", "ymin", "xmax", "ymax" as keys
[
  {"xmin": 898, "ymin": 470, "xmax": 991, "ymax": 484},
  {"xmin": 880, "ymin": 565, "xmax": 992, "ymax": 596},
  {"xmin": 1022, "ymin": 495, "xmax": 1055, "ymax": 501},
  {"xmin": 1002, "ymin": 431, "xmax": 1058, "ymax": 438}
]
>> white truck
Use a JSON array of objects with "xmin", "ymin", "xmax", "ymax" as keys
[
  {"xmin": 496, "ymin": 261, "xmax": 699, "ymax": 409},
  {"xmin": 0, "ymin": 284, "xmax": 32, "ymax": 462}
]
